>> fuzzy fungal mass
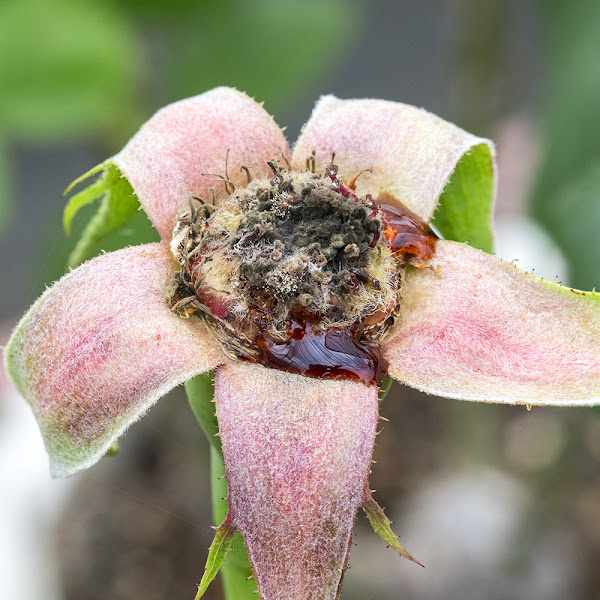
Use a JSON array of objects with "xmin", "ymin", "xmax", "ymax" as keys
[{"xmin": 169, "ymin": 164, "xmax": 403, "ymax": 383}]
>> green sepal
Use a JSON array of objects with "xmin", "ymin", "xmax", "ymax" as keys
[
  {"xmin": 63, "ymin": 168, "xmax": 109, "ymax": 236},
  {"xmin": 63, "ymin": 161, "xmax": 142, "ymax": 267},
  {"xmin": 104, "ymin": 440, "xmax": 119, "ymax": 456},
  {"xmin": 363, "ymin": 495, "xmax": 424, "ymax": 568},
  {"xmin": 63, "ymin": 162, "xmax": 106, "ymax": 198},
  {"xmin": 433, "ymin": 143, "xmax": 495, "ymax": 253},
  {"xmin": 185, "ymin": 372, "xmax": 221, "ymax": 454},
  {"xmin": 378, "ymin": 373, "xmax": 393, "ymax": 403},
  {"xmin": 195, "ymin": 516, "xmax": 237, "ymax": 600}
]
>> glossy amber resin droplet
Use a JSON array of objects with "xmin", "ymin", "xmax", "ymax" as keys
[
  {"xmin": 248, "ymin": 318, "xmax": 388, "ymax": 386},
  {"xmin": 378, "ymin": 196, "xmax": 438, "ymax": 265}
]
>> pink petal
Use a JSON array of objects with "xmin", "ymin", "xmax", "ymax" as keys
[
  {"xmin": 5, "ymin": 243, "xmax": 223, "ymax": 477},
  {"xmin": 215, "ymin": 362, "xmax": 379, "ymax": 600},
  {"xmin": 113, "ymin": 87, "xmax": 290, "ymax": 239},
  {"xmin": 383, "ymin": 240, "xmax": 600, "ymax": 405},
  {"xmin": 292, "ymin": 95, "xmax": 494, "ymax": 222}
]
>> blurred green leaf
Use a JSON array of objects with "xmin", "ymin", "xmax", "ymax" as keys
[
  {"xmin": 534, "ymin": 159, "xmax": 600, "ymax": 288},
  {"xmin": 167, "ymin": 0, "xmax": 359, "ymax": 110},
  {"xmin": 532, "ymin": 0, "xmax": 600, "ymax": 289},
  {"xmin": 114, "ymin": 0, "xmax": 202, "ymax": 18},
  {"xmin": 0, "ymin": 138, "xmax": 12, "ymax": 236},
  {"xmin": 0, "ymin": 0, "xmax": 139, "ymax": 142},
  {"xmin": 433, "ymin": 143, "xmax": 495, "ymax": 252}
]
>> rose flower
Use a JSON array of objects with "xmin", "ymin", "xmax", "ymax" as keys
[{"xmin": 5, "ymin": 88, "xmax": 600, "ymax": 599}]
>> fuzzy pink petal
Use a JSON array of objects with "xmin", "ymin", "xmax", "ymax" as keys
[
  {"xmin": 292, "ymin": 95, "xmax": 494, "ymax": 222},
  {"xmin": 383, "ymin": 240, "xmax": 600, "ymax": 405},
  {"xmin": 113, "ymin": 87, "xmax": 290, "ymax": 239},
  {"xmin": 5, "ymin": 243, "xmax": 223, "ymax": 477},
  {"xmin": 215, "ymin": 362, "xmax": 379, "ymax": 600}
]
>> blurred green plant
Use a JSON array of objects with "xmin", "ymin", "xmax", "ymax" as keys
[
  {"xmin": 0, "ymin": 0, "xmax": 139, "ymax": 142},
  {"xmin": 531, "ymin": 0, "xmax": 600, "ymax": 290},
  {"xmin": 166, "ymin": 0, "xmax": 356, "ymax": 112}
]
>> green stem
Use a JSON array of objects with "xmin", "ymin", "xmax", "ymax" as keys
[
  {"xmin": 186, "ymin": 373, "xmax": 257, "ymax": 599},
  {"xmin": 210, "ymin": 445, "xmax": 257, "ymax": 598}
]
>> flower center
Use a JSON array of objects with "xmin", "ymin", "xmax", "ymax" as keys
[{"xmin": 169, "ymin": 162, "xmax": 436, "ymax": 385}]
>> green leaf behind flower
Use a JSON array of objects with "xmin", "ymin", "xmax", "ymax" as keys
[
  {"xmin": 64, "ymin": 162, "xmax": 156, "ymax": 267},
  {"xmin": 433, "ymin": 143, "xmax": 495, "ymax": 252}
]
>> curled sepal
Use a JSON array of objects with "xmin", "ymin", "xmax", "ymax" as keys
[
  {"xmin": 63, "ymin": 161, "xmax": 141, "ymax": 266},
  {"xmin": 363, "ymin": 494, "xmax": 424, "ymax": 568},
  {"xmin": 215, "ymin": 362, "xmax": 379, "ymax": 600},
  {"xmin": 383, "ymin": 240, "xmax": 600, "ymax": 405},
  {"xmin": 194, "ymin": 516, "xmax": 237, "ymax": 600}
]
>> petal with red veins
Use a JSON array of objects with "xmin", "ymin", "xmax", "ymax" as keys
[
  {"xmin": 113, "ymin": 87, "xmax": 289, "ymax": 239},
  {"xmin": 383, "ymin": 240, "xmax": 600, "ymax": 405},
  {"xmin": 4, "ymin": 243, "xmax": 223, "ymax": 477},
  {"xmin": 215, "ymin": 362, "xmax": 379, "ymax": 600},
  {"xmin": 292, "ymin": 95, "xmax": 494, "ymax": 223}
]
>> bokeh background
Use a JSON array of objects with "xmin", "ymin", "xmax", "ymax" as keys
[{"xmin": 2, "ymin": 1, "xmax": 600, "ymax": 599}]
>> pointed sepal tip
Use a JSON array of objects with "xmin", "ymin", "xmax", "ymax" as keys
[{"xmin": 363, "ymin": 494, "xmax": 424, "ymax": 568}]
